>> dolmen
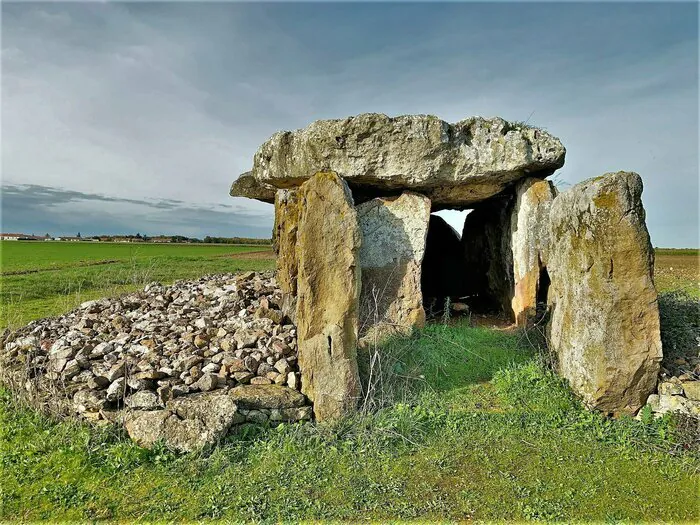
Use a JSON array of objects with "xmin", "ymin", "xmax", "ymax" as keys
[{"xmin": 231, "ymin": 114, "xmax": 662, "ymax": 419}]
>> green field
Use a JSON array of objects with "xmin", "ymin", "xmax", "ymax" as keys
[
  {"xmin": 0, "ymin": 241, "xmax": 274, "ymax": 329},
  {"xmin": 0, "ymin": 242, "xmax": 698, "ymax": 522}
]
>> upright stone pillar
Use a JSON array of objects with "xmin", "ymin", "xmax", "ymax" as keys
[
  {"xmin": 296, "ymin": 172, "xmax": 362, "ymax": 421},
  {"xmin": 510, "ymin": 178, "xmax": 557, "ymax": 326},
  {"xmin": 547, "ymin": 171, "xmax": 662, "ymax": 415},
  {"xmin": 356, "ymin": 192, "xmax": 431, "ymax": 339},
  {"xmin": 273, "ymin": 189, "xmax": 300, "ymax": 296}
]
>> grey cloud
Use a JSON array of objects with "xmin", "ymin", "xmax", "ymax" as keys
[
  {"xmin": 1, "ymin": 2, "xmax": 698, "ymax": 246},
  {"xmin": 0, "ymin": 184, "xmax": 273, "ymax": 238}
]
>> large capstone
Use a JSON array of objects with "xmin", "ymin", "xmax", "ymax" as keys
[
  {"xmin": 357, "ymin": 192, "xmax": 431, "ymax": 338},
  {"xmin": 510, "ymin": 178, "xmax": 557, "ymax": 326},
  {"xmin": 295, "ymin": 172, "xmax": 362, "ymax": 421},
  {"xmin": 233, "ymin": 114, "xmax": 565, "ymax": 208},
  {"xmin": 547, "ymin": 171, "xmax": 662, "ymax": 415}
]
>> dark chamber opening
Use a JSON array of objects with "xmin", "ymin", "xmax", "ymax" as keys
[{"xmin": 420, "ymin": 215, "xmax": 468, "ymax": 318}]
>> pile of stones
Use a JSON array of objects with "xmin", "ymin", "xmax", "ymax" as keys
[
  {"xmin": 639, "ymin": 351, "xmax": 700, "ymax": 418},
  {"xmin": 0, "ymin": 271, "xmax": 312, "ymax": 451}
]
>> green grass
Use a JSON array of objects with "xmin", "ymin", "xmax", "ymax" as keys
[
  {"xmin": 0, "ymin": 241, "xmax": 274, "ymax": 329},
  {"xmin": 0, "ymin": 244, "xmax": 699, "ymax": 521}
]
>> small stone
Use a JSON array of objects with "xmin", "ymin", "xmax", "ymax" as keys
[
  {"xmin": 257, "ymin": 363, "xmax": 274, "ymax": 376},
  {"xmin": 233, "ymin": 372, "xmax": 254, "ymax": 384},
  {"xmin": 250, "ymin": 377, "xmax": 272, "ymax": 385},
  {"xmin": 126, "ymin": 391, "xmax": 161, "ymax": 410},
  {"xmin": 73, "ymin": 389, "xmax": 106, "ymax": 413},
  {"xmin": 235, "ymin": 330, "xmax": 258, "ymax": 349},
  {"xmin": 658, "ymin": 381, "xmax": 684, "ymax": 396},
  {"xmin": 681, "ymin": 381, "xmax": 700, "ymax": 401},
  {"xmin": 194, "ymin": 334, "xmax": 209, "ymax": 349},
  {"xmin": 202, "ymin": 362, "xmax": 221, "ymax": 374},
  {"xmin": 62, "ymin": 359, "xmax": 81, "ymax": 379},
  {"xmin": 244, "ymin": 355, "xmax": 260, "ymax": 373},
  {"xmin": 194, "ymin": 318, "xmax": 211, "ymax": 329},
  {"xmin": 106, "ymin": 377, "xmax": 127, "ymax": 402},
  {"xmin": 287, "ymin": 372, "xmax": 299, "ymax": 390},
  {"xmin": 274, "ymin": 358, "xmax": 291, "ymax": 376},
  {"xmin": 104, "ymin": 361, "xmax": 126, "ymax": 382},
  {"xmin": 194, "ymin": 373, "xmax": 220, "ymax": 392},
  {"xmin": 245, "ymin": 409, "xmax": 269, "ymax": 424},
  {"xmin": 172, "ymin": 384, "xmax": 191, "ymax": 398},
  {"xmin": 87, "ymin": 375, "xmax": 110, "ymax": 390},
  {"xmin": 127, "ymin": 377, "xmax": 156, "ymax": 391}
]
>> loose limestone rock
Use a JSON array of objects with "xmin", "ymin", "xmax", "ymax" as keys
[
  {"xmin": 547, "ymin": 171, "xmax": 662, "ymax": 415},
  {"xmin": 234, "ymin": 114, "xmax": 566, "ymax": 208},
  {"xmin": 295, "ymin": 172, "xmax": 362, "ymax": 421},
  {"xmin": 357, "ymin": 192, "xmax": 431, "ymax": 338},
  {"xmin": 510, "ymin": 178, "xmax": 557, "ymax": 326}
]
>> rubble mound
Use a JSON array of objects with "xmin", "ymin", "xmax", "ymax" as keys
[{"xmin": 0, "ymin": 271, "xmax": 312, "ymax": 451}]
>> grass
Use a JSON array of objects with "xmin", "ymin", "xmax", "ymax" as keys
[
  {"xmin": 0, "ymin": 243, "xmax": 699, "ymax": 521},
  {"xmin": 0, "ymin": 241, "xmax": 275, "ymax": 329}
]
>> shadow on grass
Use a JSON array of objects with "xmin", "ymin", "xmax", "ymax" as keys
[{"xmin": 357, "ymin": 320, "xmax": 534, "ymax": 410}]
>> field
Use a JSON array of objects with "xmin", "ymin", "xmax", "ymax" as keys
[
  {"xmin": 1, "ymin": 242, "xmax": 699, "ymax": 522},
  {"xmin": 0, "ymin": 241, "xmax": 275, "ymax": 330}
]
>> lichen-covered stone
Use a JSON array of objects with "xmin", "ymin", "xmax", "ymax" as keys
[
  {"xmin": 234, "ymin": 114, "xmax": 565, "ymax": 207},
  {"xmin": 229, "ymin": 171, "xmax": 276, "ymax": 203},
  {"xmin": 273, "ymin": 189, "xmax": 300, "ymax": 296},
  {"xmin": 547, "ymin": 172, "xmax": 662, "ymax": 415},
  {"xmin": 357, "ymin": 192, "xmax": 431, "ymax": 338},
  {"xmin": 510, "ymin": 178, "xmax": 557, "ymax": 326},
  {"xmin": 228, "ymin": 384, "xmax": 307, "ymax": 409},
  {"xmin": 295, "ymin": 172, "xmax": 362, "ymax": 421}
]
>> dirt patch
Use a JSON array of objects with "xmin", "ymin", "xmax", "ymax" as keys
[{"xmin": 223, "ymin": 250, "xmax": 275, "ymax": 260}]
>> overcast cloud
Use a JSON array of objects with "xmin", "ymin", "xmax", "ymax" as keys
[{"xmin": 1, "ymin": 2, "xmax": 698, "ymax": 245}]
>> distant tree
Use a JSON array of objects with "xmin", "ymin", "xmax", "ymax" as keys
[
  {"xmin": 76, "ymin": 232, "xmax": 81, "ymax": 238},
  {"xmin": 45, "ymin": 233, "xmax": 50, "ymax": 239}
]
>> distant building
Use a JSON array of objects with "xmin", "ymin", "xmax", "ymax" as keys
[
  {"xmin": 1, "ymin": 233, "xmax": 23, "ymax": 240},
  {"xmin": 1, "ymin": 233, "xmax": 44, "ymax": 241}
]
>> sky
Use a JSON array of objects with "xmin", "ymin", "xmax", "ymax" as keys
[{"xmin": 1, "ymin": 1, "xmax": 698, "ymax": 246}]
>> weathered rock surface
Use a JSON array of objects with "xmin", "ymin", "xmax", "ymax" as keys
[
  {"xmin": 510, "ymin": 178, "xmax": 557, "ymax": 326},
  {"xmin": 273, "ymin": 189, "xmax": 300, "ymax": 296},
  {"xmin": 229, "ymin": 171, "xmax": 276, "ymax": 203},
  {"xmin": 547, "ymin": 171, "xmax": 662, "ymax": 415},
  {"xmin": 295, "ymin": 172, "xmax": 362, "ymax": 421},
  {"xmin": 233, "ymin": 114, "xmax": 565, "ymax": 207},
  {"xmin": 125, "ymin": 390, "xmax": 245, "ymax": 452},
  {"xmin": 357, "ymin": 192, "xmax": 431, "ymax": 338}
]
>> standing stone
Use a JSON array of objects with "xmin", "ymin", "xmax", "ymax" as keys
[
  {"xmin": 296, "ymin": 172, "xmax": 362, "ymax": 421},
  {"xmin": 356, "ymin": 192, "xmax": 431, "ymax": 338},
  {"xmin": 510, "ymin": 178, "xmax": 557, "ymax": 326},
  {"xmin": 273, "ymin": 189, "xmax": 300, "ymax": 296},
  {"xmin": 547, "ymin": 171, "xmax": 662, "ymax": 415}
]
